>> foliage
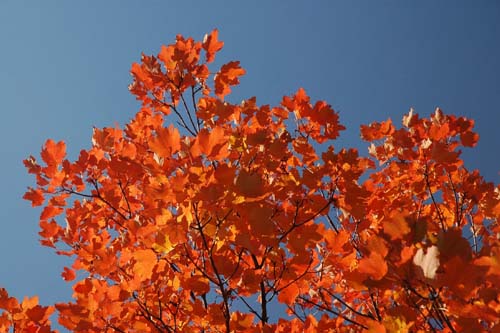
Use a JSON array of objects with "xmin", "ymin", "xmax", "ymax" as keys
[{"xmin": 3, "ymin": 30, "xmax": 500, "ymax": 332}]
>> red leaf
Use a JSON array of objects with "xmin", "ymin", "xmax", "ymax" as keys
[
  {"xmin": 61, "ymin": 267, "xmax": 76, "ymax": 282},
  {"xmin": 460, "ymin": 130, "xmax": 479, "ymax": 147},
  {"xmin": 234, "ymin": 170, "xmax": 264, "ymax": 198},
  {"xmin": 23, "ymin": 188, "xmax": 44, "ymax": 207}
]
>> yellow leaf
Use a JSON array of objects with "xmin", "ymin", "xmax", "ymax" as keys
[{"xmin": 152, "ymin": 233, "xmax": 173, "ymax": 254}]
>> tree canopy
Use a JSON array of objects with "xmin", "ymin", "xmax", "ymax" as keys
[{"xmin": 2, "ymin": 30, "xmax": 499, "ymax": 332}]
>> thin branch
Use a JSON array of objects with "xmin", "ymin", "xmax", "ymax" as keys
[
  {"xmin": 369, "ymin": 292, "xmax": 382, "ymax": 322},
  {"xmin": 236, "ymin": 295, "xmax": 263, "ymax": 321},
  {"xmin": 424, "ymin": 164, "xmax": 446, "ymax": 230},
  {"xmin": 191, "ymin": 85, "xmax": 202, "ymax": 130},
  {"xmin": 298, "ymin": 296, "xmax": 368, "ymax": 329},
  {"xmin": 321, "ymin": 288, "xmax": 374, "ymax": 320},
  {"xmin": 180, "ymin": 92, "xmax": 198, "ymax": 135},
  {"xmin": 118, "ymin": 180, "xmax": 133, "ymax": 219}
]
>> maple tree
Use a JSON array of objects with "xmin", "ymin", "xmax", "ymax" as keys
[{"xmin": 2, "ymin": 30, "xmax": 499, "ymax": 332}]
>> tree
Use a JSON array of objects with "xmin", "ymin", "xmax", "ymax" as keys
[{"xmin": 2, "ymin": 30, "xmax": 499, "ymax": 332}]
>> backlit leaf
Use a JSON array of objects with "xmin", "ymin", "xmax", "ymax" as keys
[
  {"xmin": 413, "ymin": 246, "xmax": 440, "ymax": 279},
  {"xmin": 202, "ymin": 29, "xmax": 224, "ymax": 63}
]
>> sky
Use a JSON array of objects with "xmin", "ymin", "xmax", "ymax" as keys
[{"xmin": 0, "ymin": 0, "xmax": 499, "ymax": 329}]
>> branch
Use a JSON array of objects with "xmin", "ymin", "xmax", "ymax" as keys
[
  {"xmin": 298, "ymin": 296, "xmax": 368, "ymax": 329},
  {"xmin": 180, "ymin": 92, "xmax": 199, "ymax": 135},
  {"xmin": 424, "ymin": 163, "xmax": 446, "ymax": 230}
]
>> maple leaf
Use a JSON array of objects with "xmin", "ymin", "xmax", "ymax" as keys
[
  {"xmin": 132, "ymin": 249, "xmax": 157, "ymax": 280},
  {"xmin": 40, "ymin": 206, "xmax": 63, "ymax": 221},
  {"xmin": 277, "ymin": 283, "xmax": 300, "ymax": 305},
  {"xmin": 61, "ymin": 267, "xmax": 76, "ymax": 282},
  {"xmin": 202, "ymin": 29, "xmax": 224, "ymax": 63},
  {"xmin": 41, "ymin": 139, "xmax": 66, "ymax": 167},
  {"xmin": 413, "ymin": 246, "xmax": 440, "ymax": 279},
  {"xmin": 148, "ymin": 124, "xmax": 181, "ymax": 158},
  {"xmin": 383, "ymin": 211, "xmax": 410, "ymax": 240},
  {"xmin": 234, "ymin": 170, "xmax": 265, "ymax": 198},
  {"xmin": 23, "ymin": 188, "xmax": 44, "ymax": 207},
  {"xmin": 190, "ymin": 126, "xmax": 227, "ymax": 159},
  {"xmin": 214, "ymin": 61, "xmax": 245, "ymax": 99},
  {"xmin": 358, "ymin": 252, "xmax": 388, "ymax": 280}
]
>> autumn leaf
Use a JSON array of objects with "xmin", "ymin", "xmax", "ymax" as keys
[
  {"xmin": 183, "ymin": 275, "xmax": 210, "ymax": 296},
  {"xmin": 148, "ymin": 124, "xmax": 181, "ymax": 158},
  {"xmin": 358, "ymin": 252, "xmax": 388, "ymax": 280},
  {"xmin": 475, "ymin": 247, "xmax": 500, "ymax": 277},
  {"xmin": 360, "ymin": 119, "xmax": 394, "ymax": 141},
  {"xmin": 132, "ymin": 249, "xmax": 157, "ymax": 280},
  {"xmin": 277, "ymin": 283, "xmax": 300, "ymax": 305},
  {"xmin": 152, "ymin": 232, "xmax": 173, "ymax": 254},
  {"xmin": 40, "ymin": 206, "xmax": 63, "ymax": 221},
  {"xmin": 61, "ymin": 267, "xmax": 76, "ymax": 282},
  {"xmin": 202, "ymin": 29, "xmax": 224, "ymax": 63},
  {"xmin": 234, "ymin": 170, "xmax": 264, "ymax": 198},
  {"xmin": 23, "ymin": 188, "xmax": 44, "ymax": 207},
  {"xmin": 230, "ymin": 312, "xmax": 254, "ymax": 330},
  {"xmin": 413, "ymin": 246, "xmax": 440, "ymax": 279},
  {"xmin": 92, "ymin": 127, "xmax": 121, "ymax": 150},
  {"xmin": 460, "ymin": 130, "xmax": 479, "ymax": 147},
  {"xmin": 190, "ymin": 126, "xmax": 227, "ymax": 159},
  {"xmin": 41, "ymin": 139, "xmax": 66, "ymax": 167},
  {"xmin": 383, "ymin": 211, "xmax": 410, "ymax": 240},
  {"xmin": 214, "ymin": 61, "xmax": 245, "ymax": 99}
]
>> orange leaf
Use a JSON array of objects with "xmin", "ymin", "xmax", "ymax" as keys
[
  {"xmin": 202, "ymin": 29, "xmax": 224, "ymax": 63},
  {"xmin": 132, "ymin": 249, "xmax": 157, "ymax": 280},
  {"xmin": 277, "ymin": 283, "xmax": 300, "ymax": 305},
  {"xmin": 366, "ymin": 320, "xmax": 387, "ymax": 333},
  {"xmin": 383, "ymin": 211, "xmax": 410, "ymax": 240},
  {"xmin": 92, "ymin": 127, "xmax": 121, "ymax": 150},
  {"xmin": 40, "ymin": 206, "xmax": 63, "ymax": 221},
  {"xmin": 215, "ymin": 61, "xmax": 245, "ymax": 99},
  {"xmin": 231, "ymin": 312, "xmax": 254, "ymax": 330},
  {"xmin": 190, "ymin": 127, "xmax": 227, "ymax": 158},
  {"xmin": 358, "ymin": 253, "xmax": 388, "ymax": 280},
  {"xmin": 26, "ymin": 304, "xmax": 52, "ymax": 323},
  {"xmin": 475, "ymin": 250, "xmax": 500, "ymax": 277},
  {"xmin": 360, "ymin": 119, "xmax": 394, "ymax": 141},
  {"xmin": 21, "ymin": 296, "xmax": 38, "ymax": 310},
  {"xmin": 41, "ymin": 139, "xmax": 66, "ymax": 167},
  {"xmin": 39, "ymin": 220, "xmax": 62, "ymax": 240},
  {"xmin": 23, "ymin": 188, "xmax": 44, "ymax": 207},
  {"xmin": 148, "ymin": 124, "xmax": 181, "ymax": 158},
  {"xmin": 184, "ymin": 275, "xmax": 210, "ymax": 295},
  {"xmin": 247, "ymin": 204, "xmax": 274, "ymax": 236}
]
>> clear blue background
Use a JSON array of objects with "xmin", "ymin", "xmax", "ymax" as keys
[{"xmin": 0, "ymin": 0, "xmax": 498, "ymax": 329}]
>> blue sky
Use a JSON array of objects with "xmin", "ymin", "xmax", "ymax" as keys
[{"xmin": 0, "ymin": 0, "xmax": 498, "ymax": 327}]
